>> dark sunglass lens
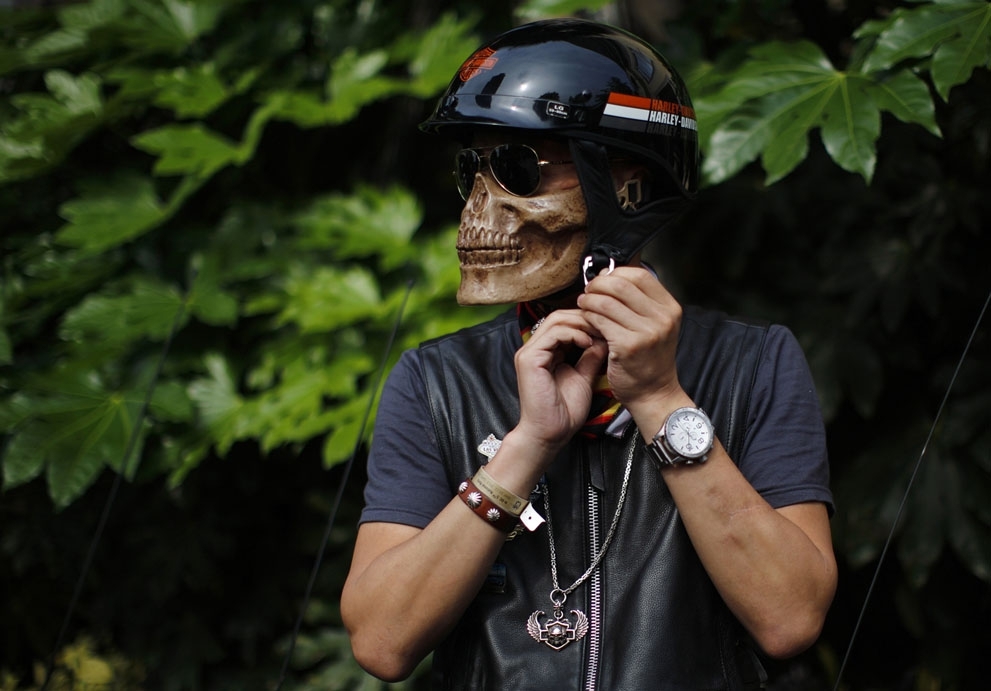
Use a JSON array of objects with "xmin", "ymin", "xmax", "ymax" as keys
[
  {"xmin": 455, "ymin": 149, "xmax": 481, "ymax": 200},
  {"xmin": 490, "ymin": 145, "xmax": 541, "ymax": 196}
]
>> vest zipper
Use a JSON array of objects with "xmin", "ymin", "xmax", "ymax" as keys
[{"xmin": 585, "ymin": 481, "xmax": 602, "ymax": 691}]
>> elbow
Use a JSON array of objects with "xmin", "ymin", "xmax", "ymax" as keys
[
  {"xmin": 347, "ymin": 626, "xmax": 421, "ymax": 683},
  {"xmin": 752, "ymin": 589, "xmax": 834, "ymax": 660},
  {"xmin": 754, "ymin": 615, "xmax": 825, "ymax": 660},
  {"xmin": 756, "ymin": 555, "xmax": 838, "ymax": 660},
  {"xmin": 341, "ymin": 581, "xmax": 434, "ymax": 681}
]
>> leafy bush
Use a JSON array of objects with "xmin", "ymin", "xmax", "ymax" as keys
[{"xmin": 1, "ymin": 0, "xmax": 989, "ymax": 688}]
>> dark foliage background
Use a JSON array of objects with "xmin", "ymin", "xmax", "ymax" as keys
[{"xmin": 1, "ymin": 1, "xmax": 989, "ymax": 689}]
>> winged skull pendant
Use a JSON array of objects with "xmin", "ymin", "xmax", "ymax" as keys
[{"xmin": 527, "ymin": 608, "xmax": 589, "ymax": 650}]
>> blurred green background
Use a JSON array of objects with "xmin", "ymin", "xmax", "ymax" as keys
[{"xmin": 1, "ymin": 0, "xmax": 989, "ymax": 688}]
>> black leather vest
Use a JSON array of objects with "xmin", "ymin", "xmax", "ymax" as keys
[{"xmin": 418, "ymin": 306, "xmax": 769, "ymax": 690}]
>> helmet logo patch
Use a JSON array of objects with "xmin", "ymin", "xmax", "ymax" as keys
[
  {"xmin": 601, "ymin": 92, "xmax": 697, "ymax": 134},
  {"xmin": 458, "ymin": 47, "xmax": 498, "ymax": 82},
  {"xmin": 546, "ymin": 102, "xmax": 570, "ymax": 120}
]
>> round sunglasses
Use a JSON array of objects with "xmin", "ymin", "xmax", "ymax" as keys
[{"xmin": 454, "ymin": 144, "xmax": 572, "ymax": 200}]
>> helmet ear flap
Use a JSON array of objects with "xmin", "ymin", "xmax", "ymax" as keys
[{"xmin": 570, "ymin": 139, "xmax": 690, "ymax": 278}]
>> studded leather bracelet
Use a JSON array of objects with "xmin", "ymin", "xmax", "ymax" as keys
[{"xmin": 457, "ymin": 477, "xmax": 520, "ymax": 532}]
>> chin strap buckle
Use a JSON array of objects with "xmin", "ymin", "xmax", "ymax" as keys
[{"xmin": 583, "ymin": 254, "xmax": 615, "ymax": 285}]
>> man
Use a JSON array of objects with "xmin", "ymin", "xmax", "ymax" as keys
[{"xmin": 341, "ymin": 18, "xmax": 836, "ymax": 690}]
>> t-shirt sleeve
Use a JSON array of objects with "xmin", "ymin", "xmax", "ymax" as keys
[
  {"xmin": 359, "ymin": 348, "xmax": 452, "ymax": 528},
  {"xmin": 738, "ymin": 324, "xmax": 834, "ymax": 514}
]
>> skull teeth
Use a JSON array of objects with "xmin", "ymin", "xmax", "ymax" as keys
[
  {"xmin": 458, "ymin": 248, "xmax": 523, "ymax": 266},
  {"xmin": 457, "ymin": 228, "xmax": 523, "ymax": 266}
]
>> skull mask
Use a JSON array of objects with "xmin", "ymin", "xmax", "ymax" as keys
[{"xmin": 456, "ymin": 168, "xmax": 588, "ymax": 305}]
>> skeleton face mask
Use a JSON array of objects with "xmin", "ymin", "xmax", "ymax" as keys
[{"xmin": 455, "ymin": 147, "xmax": 588, "ymax": 305}]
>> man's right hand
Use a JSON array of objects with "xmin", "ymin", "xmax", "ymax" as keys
[{"xmin": 512, "ymin": 309, "xmax": 607, "ymax": 458}]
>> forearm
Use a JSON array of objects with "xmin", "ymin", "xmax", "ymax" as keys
[
  {"xmin": 341, "ymin": 431, "xmax": 552, "ymax": 680},
  {"xmin": 628, "ymin": 391, "xmax": 836, "ymax": 658},
  {"xmin": 661, "ymin": 448, "xmax": 836, "ymax": 657},
  {"xmin": 341, "ymin": 499, "xmax": 505, "ymax": 680}
]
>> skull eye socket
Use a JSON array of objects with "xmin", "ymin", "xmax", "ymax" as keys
[{"xmin": 454, "ymin": 144, "xmax": 570, "ymax": 200}]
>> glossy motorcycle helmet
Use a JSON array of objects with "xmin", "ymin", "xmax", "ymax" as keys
[{"xmin": 421, "ymin": 18, "xmax": 700, "ymax": 281}]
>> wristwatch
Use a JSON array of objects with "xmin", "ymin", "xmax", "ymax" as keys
[{"xmin": 645, "ymin": 407, "xmax": 714, "ymax": 467}]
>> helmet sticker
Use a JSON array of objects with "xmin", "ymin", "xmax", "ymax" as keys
[
  {"xmin": 546, "ymin": 102, "xmax": 571, "ymax": 120},
  {"xmin": 458, "ymin": 47, "xmax": 498, "ymax": 82},
  {"xmin": 601, "ymin": 92, "xmax": 697, "ymax": 134}
]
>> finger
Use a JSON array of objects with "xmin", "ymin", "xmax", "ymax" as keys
[
  {"xmin": 573, "ymin": 338, "xmax": 608, "ymax": 381},
  {"xmin": 523, "ymin": 310, "xmax": 599, "ymax": 352}
]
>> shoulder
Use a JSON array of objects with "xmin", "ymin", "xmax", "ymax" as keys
[{"xmin": 419, "ymin": 308, "xmax": 518, "ymax": 352}]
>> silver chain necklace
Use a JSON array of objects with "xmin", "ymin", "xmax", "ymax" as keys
[{"xmin": 526, "ymin": 443, "xmax": 635, "ymax": 650}]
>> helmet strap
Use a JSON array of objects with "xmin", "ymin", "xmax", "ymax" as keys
[{"xmin": 569, "ymin": 139, "xmax": 689, "ymax": 283}]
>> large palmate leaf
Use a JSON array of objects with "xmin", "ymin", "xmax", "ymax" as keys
[
  {"xmin": 0, "ymin": 362, "xmax": 193, "ymax": 508},
  {"xmin": 697, "ymin": 40, "xmax": 939, "ymax": 185},
  {"xmin": 860, "ymin": 0, "xmax": 991, "ymax": 101}
]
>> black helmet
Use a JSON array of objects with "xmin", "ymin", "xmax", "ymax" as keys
[
  {"xmin": 420, "ymin": 17, "xmax": 699, "ymax": 198},
  {"xmin": 421, "ymin": 18, "xmax": 699, "ymax": 279}
]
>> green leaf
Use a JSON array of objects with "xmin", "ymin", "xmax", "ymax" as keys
[
  {"xmin": 862, "ymin": 1, "xmax": 991, "ymax": 100},
  {"xmin": 57, "ymin": 0, "xmax": 127, "ymax": 32},
  {"xmin": 59, "ymin": 278, "xmax": 187, "ymax": 352},
  {"xmin": 2, "ymin": 421, "xmax": 50, "ymax": 488},
  {"xmin": 864, "ymin": 70, "xmax": 941, "ymax": 136},
  {"xmin": 516, "ymin": 0, "xmax": 614, "ymax": 21},
  {"xmin": 0, "ymin": 70, "xmax": 104, "ymax": 183},
  {"xmin": 700, "ymin": 40, "xmax": 912, "ymax": 184},
  {"xmin": 254, "ymin": 351, "xmax": 374, "ymax": 452},
  {"xmin": 186, "ymin": 353, "xmax": 244, "ymax": 455},
  {"xmin": 55, "ymin": 174, "xmax": 167, "ymax": 253},
  {"xmin": 150, "ymin": 380, "xmax": 195, "ymax": 423},
  {"xmin": 700, "ymin": 42, "xmax": 839, "ymax": 183},
  {"xmin": 131, "ymin": 123, "xmax": 240, "ymax": 177},
  {"xmin": 401, "ymin": 14, "xmax": 483, "ymax": 96},
  {"xmin": 1, "ymin": 367, "xmax": 153, "ymax": 507},
  {"xmin": 44, "ymin": 69, "xmax": 102, "ymax": 115},
  {"xmin": 292, "ymin": 185, "xmax": 422, "ymax": 269},
  {"xmin": 117, "ymin": 0, "xmax": 226, "ymax": 55},
  {"xmin": 153, "ymin": 63, "xmax": 228, "ymax": 118},
  {"xmin": 267, "ymin": 46, "xmax": 408, "ymax": 128},
  {"xmin": 322, "ymin": 392, "xmax": 375, "ymax": 466},
  {"xmin": 187, "ymin": 256, "xmax": 239, "ymax": 327},
  {"xmin": 276, "ymin": 265, "xmax": 383, "ymax": 333},
  {"xmin": 819, "ymin": 74, "xmax": 880, "ymax": 183},
  {"xmin": 324, "ymin": 48, "xmax": 402, "ymax": 123}
]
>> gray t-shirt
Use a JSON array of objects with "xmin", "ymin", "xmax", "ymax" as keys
[{"xmin": 360, "ymin": 323, "xmax": 832, "ymax": 527}]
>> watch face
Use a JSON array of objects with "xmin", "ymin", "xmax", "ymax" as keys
[{"xmin": 665, "ymin": 408, "xmax": 713, "ymax": 459}]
